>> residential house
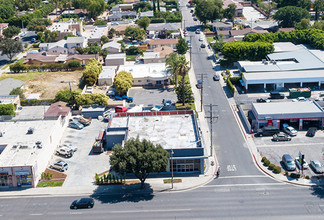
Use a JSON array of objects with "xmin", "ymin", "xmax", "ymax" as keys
[
  {"xmin": 0, "ymin": 78, "xmax": 24, "ymax": 96},
  {"xmin": 148, "ymin": 39, "xmax": 178, "ymax": 49},
  {"xmin": 39, "ymin": 40, "xmax": 68, "ymax": 53},
  {"xmin": 48, "ymin": 21, "xmax": 83, "ymax": 40},
  {"xmin": 0, "ymin": 23, "xmax": 8, "ymax": 39},
  {"xmin": 118, "ymin": 63, "xmax": 171, "ymax": 86},
  {"xmin": 222, "ymin": 0, "xmax": 243, "ymax": 17},
  {"xmin": 105, "ymin": 53, "xmax": 126, "ymax": 66},
  {"xmin": 242, "ymin": 20, "xmax": 278, "ymax": 32},
  {"xmin": 0, "ymin": 95, "xmax": 20, "ymax": 111},
  {"xmin": 108, "ymin": 11, "xmax": 137, "ymax": 21},
  {"xmin": 119, "ymin": 4, "xmax": 134, "ymax": 11},
  {"xmin": 66, "ymin": 54, "xmax": 100, "ymax": 65},
  {"xmin": 102, "ymin": 41, "xmax": 121, "ymax": 53},
  {"xmin": 139, "ymin": 52, "xmax": 166, "ymax": 64},
  {"xmin": 66, "ymin": 37, "xmax": 87, "ymax": 53},
  {"xmin": 147, "ymin": 23, "xmax": 180, "ymax": 37},
  {"xmin": 217, "ymin": 28, "xmax": 268, "ymax": 41},
  {"xmin": 123, "ymin": 0, "xmax": 140, "ymax": 4},
  {"xmin": 210, "ymin": 21, "xmax": 233, "ymax": 32},
  {"xmin": 24, "ymin": 52, "xmax": 65, "ymax": 65},
  {"xmin": 139, "ymin": 11, "xmax": 154, "ymax": 18},
  {"xmin": 153, "ymin": 46, "xmax": 174, "ymax": 58},
  {"xmin": 98, "ymin": 66, "xmax": 118, "ymax": 86},
  {"xmin": 44, "ymin": 101, "xmax": 71, "ymax": 120},
  {"xmin": 88, "ymin": 26, "xmax": 109, "ymax": 44}
]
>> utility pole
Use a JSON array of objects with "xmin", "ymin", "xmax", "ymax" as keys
[
  {"xmin": 205, "ymin": 104, "xmax": 218, "ymax": 157},
  {"xmin": 171, "ymin": 148, "xmax": 174, "ymax": 189},
  {"xmin": 190, "ymin": 35, "xmax": 192, "ymax": 68},
  {"xmin": 198, "ymin": 73, "xmax": 207, "ymax": 112}
]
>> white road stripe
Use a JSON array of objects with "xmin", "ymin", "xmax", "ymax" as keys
[
  {"xmin": 219, "ymin": 175, "xmax": 268, "ymax": 179},
  {"xmin": 202, "ymin": 183, "xmax": 285, "ymax": 188},
  {"xmin": 70, "ymin": 212, "xmax": 83, "ymax": 215},
  {"xmin": 29, "ymin": 214, "xmax": 43, "ymax": 216},
  {"xmin": 110, "ymin": 209, "xmax": 192, "ymax": 214},
  {"xmin": 257, "ymin": 142, "xmax": 324, "ymax": 148}
]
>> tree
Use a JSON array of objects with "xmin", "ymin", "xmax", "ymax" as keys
[
  {"xmin": 3, "ymin": 26, "xmax": 21, "ymax": 38},
  {"xmin": 114, "ymin": 70, "xmax": 133, "ymax": 95},
  {"xmin": 0, "ymin": 39, "xmax": 23, "ymax": 61},
  {"xmin": 212, "ymin": 40, "xmax": 225, "ymax": 53},
  {"xmin": 224, "ymin": 4, "xmax": 236, "ymax": 23},
  {"xmin": 273, "ymin": 6, "xmax": 310, "ymax": 28},
  {"xmin": 110, "ymin": 138, "xmax": 170, "ymax": 188},
  {"xmin": 74, "ymin": 93, "xmax": 108, "ymax": 107},
  {"xmin": 67, "ymin": 60, "xmax": 81, "ymax": 67},
  {"xmin": 55, "ymin": 89, "xmax": 80, "ymax": 105},
  {"xmin": 26, "ymin": 18, "xmax": 52, "ymax": 31},
  {"xmin": 275, "ymin": 0, "xmax": 311, "ymax": 10},
  {"xmin": 312, "ymin": 21, "xmax": 324, "ymax": 30},
  {"xmin": 101, "ymin": 35, "xmax": 109, "ymax": 44},
  {"xmin": 260, "ymin": 1, "xmax": 277, "ymax": 19},
  {"xmin": 175, "ymin": 80, "xmax": 194, "ymax": 104},
  {"xmin": 176, "ymin": 56, "xmax": 190, "ymax": 106},
  {"xmin": 295, "ymin": 18, "xmax": 310, "ymax": 30},
  {"xmin": 195, "ymin": 0, "xmax": 223, "ymax": 24},
  {"xmin": 64, "ymin": 34, "xmax": 77, "ymax": 40},
  {"xmin": 133, "ymin": 2, "xmax": 152, "ymax": 12},
  {"xmin": 94, "ymin": 19, "xmax": 107, "ymax": 26},
  {"xmin": 108, "ymin": 28, "xmax": 116, "ymax": 38},
  {"xmin": 85, "ymin": 0, "xmax": 106, "ymax": 18},
  {"xmin": 314, "ymin": 0, "xmax": 324, "ymax": 21},
  {"xmin": 176, "ymin": 38, "xmax": 189, "ymax": 55},
  {"xmin": 81, "ymin": 58, "xmax": 102, "ymax": 85},
  {"xmin": 0, "ymin": 4, "xmax": 15, "ymax": 20},
  {"xmin": 124, "ymin": 26, "xmax": 145, "ymax": 41},
  {"xmin": 10, "ymin": 87, "xmax": 25, "ymax": 99},
  {"xmin": 136, "ymin": 17, "xmax": 151, "ymax": 31},
  {"xmin": 166, "ymin": 53, "xmax": 180, "ymax": 87},
  {"xmin": 0, "ymin": 104, "xmax": 15, "ymax": 116},
  {"xmin": 126, "ymin": 46, "xmax": 143, "ymax": 55}
]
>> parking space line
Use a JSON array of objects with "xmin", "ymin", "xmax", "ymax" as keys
[{"xmin": 257, "ymin": 142, "xmax": 324, "ymax": 148}]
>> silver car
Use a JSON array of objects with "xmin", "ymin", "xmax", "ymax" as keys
[
  {"xmin": 310, "ymin": 160, "xmax": 324, "ymax": 174},
  {"xmin": 283, "ymin": 124, "xmax": 297, "ymax": 136},
  {"xmin": 50, "ymin": 161, "xmax": 68, "ymax": 172}
]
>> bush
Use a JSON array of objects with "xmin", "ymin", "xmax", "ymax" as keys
[
  {"xmin": 268, "ymin": 164, "xmax": 275, "ymax": 170},
  {"xmin": 273, "ymin": 166, "xmax": 281, "ymax": 174},
  {"xmin": 226, "ymin": 77, "xmax": 235, "ymax": 95},
  {"xmin": 67, "ymin": 60, "xmax": 81, "ymax": 68},
  {"xmin": 305, "ymin": 175, "xmax": 310, "ymax": 179},
  {"xmin": 150, "ymin": 18, "xmax": 165, "ymax": 23},
  {"xmin": 20, "ymin": 99, "xmax": 55, "ymax": 106},
  {"xmin": 261, "ymin": 156, "xmax": 267, "ymax": 162},
  {"xmin": 230, "ymin": 76, "xmax": 241, "ymax": 85},
  {"xmin": 290, "ymin": 173, "xmax": 301, "ymax": 179},
  {"xmin": 166, "ymin": 18, "xmax": 182, "ymax": 23},
  {"xmin": 0, "ymin": 104, "xmax": 15, "ymax": 116},
  {"xmin": 263, "ymin": 159, "xmax": 270, "ymax": 167},
  {"xmin": 10, "ymin": 63, "xmax": 26, "ymax": 73}
]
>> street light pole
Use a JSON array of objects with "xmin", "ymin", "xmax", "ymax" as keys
[{"xmin": 171, "ymin": 149, "xmax": 174, "ymax": 189}]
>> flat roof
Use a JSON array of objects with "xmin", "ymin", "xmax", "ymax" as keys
[
  {"xmin": 89, "ymin": 26, "xmax": 107, "ymax": 39},
  {"xmin": 0, "ymin": 120, "xmax": 58, "ymax": 166},
  {"xmin": 253, "ymin": 101, "xmax": 324, "ymax": 118},
  {"xmin": 13, "ymin": 106, "xmax": 50, "ymax": 120},
  {"xmin": 273, "ymin": 42, "xmax": 302, "ymax": 53},
  {"xmin": 118, "ymin": 63, "xmax": 170, "ymax": 79},
  {"xmin": 105, "ymin": 53, "xmax": 126, "ymax": 59},
  {"xmin": 109, "ymin": 115, "xmax": 197, "ymax": 149},
  {"xmin": 99, "ymin": 66, "xmax": 117, "ymax": 79}
]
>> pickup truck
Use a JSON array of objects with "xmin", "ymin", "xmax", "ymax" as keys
[{"xmin": 73, "ymin": 116, "xmax": 92, "ymax": 126}]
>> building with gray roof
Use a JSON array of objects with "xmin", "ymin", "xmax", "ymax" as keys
[{"xmin": 0, "ymin": 78, "xmax": 24, "ymax": 96}]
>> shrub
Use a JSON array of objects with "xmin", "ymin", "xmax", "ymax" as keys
[
  {"xmin": 263, "ymin": 159, "xmax": 270, "ymax": 167},
  {"xmin": 268, "ymin": 164, "xmax": 275, "ymax": 170},
  {"xmin": 226, "ymin": 77, "xmax": 235, "ymax": 95},
  {"xmin": 67, "ymin": 60, "xmax": 81, "ymax": 68},
  {"xmin": 273, "ymin": 166, "xmax": 281, "ymax": 174},
  {"xmin": 290, "ymin": 173, "xmax": 301, "ymax": 179},
  {"xmin": 0, "ymin": 104, "xmax": 15, "ymax": 116},
  {"xmin": 305, "ymin": 175, "xmax": 310, "ymax": 179},
  {"xmin": 10, "ymin": 63, "xmax": 26, "ymax": 73},
  {"xmin": 230, "ymin": 76, "xmax": 241, "ymax": 85},
  {"xmin": 150, "ymin": 18, "xmax": 165, "ymax": 23},
  {"xmin": 261, "ymin": 156, "xmax": 267, "ymax": 162}
]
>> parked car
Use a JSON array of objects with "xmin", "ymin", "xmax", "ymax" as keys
[
  {"xmin": 73, "ymin": 116, "xmax": 91, "ymax": 126},
  {"xmin": 272, "ymin": 133, "xmax": 292, "ymax": 141},
  {"xmin": 282, "ymin": 154, "xmax": 296, "ymax": 171},
  {"xmin": 200, "ymin": 43, "xmax": 206, "ymax": 48},
  {"xmin": 269, "ymin": 91, "xmax": 285, "ymax": 99},
  {"xmin": 256, "ymin": 98, "xmax": 270, "ymax": 103},
  {"xmin": 50, "ymin": 160, "xmax": 68, "ymax": 172},
  {"xmin": 255, "ymin": 127, "xmax": 279, "ymax": 137},
  {"xmin": 295, "ymin": 157, "xmax": 309, "ymax": 170},
  {"xmin": 282, "ymin": 124, "xmax": 297, "ymax": 136},
  {"xmin": 55, "ymin": 147, "xmax": 73, "ymax": 158},
  {"xmin": 114, "ymin": 96, "xmax": 123, "ymax": 101},
  {"xmin": 122, "ymin": 95, "xmax": 133, "ymax": 103},
  {"xmin": 62, "ymin": 143, "xmax": 78, "ymax": 152},
  {"xmin": 193, "ymin": 17, "xmax": 197, "ymax": 21},
  {"xmin": 27, "ymin": 127, "xmax": 34, "ymax": 134},
  {"xmin": 162, "ymin": 99, "xmax": 172, "ymax": 106},
  {"xmin": 306, "ymin": 127, "xmax": 317, "ymax": 137},
  {"xmin": 70, "ymin": 198, "xmax": 94, "ymax": 209},
  {"xmin": 196, "ymin": 79, "xmax": 203, "ymax": 89},
  {"xmin": 190, "ymin": 9, "xmax": 193, "ymax": 13},
  {"xmin": 199, "ymin": 37, "xmax": 203, "ymax": 41},
  {"xmin": 115, "ymin": 106, "xmax": 127, "ymax": 113},
  {"xmin": 106, "ymin": 89, "xmax": 116, "ymax": 97},
  {"xmin": 213, "ymin": 74, "xmax": 220, "ymax": 81},
  {"xmin": 69, "ymin": 121, "xmax": 84, "ymax": 130},
  {"xmin": 195, "ymin": 29, "xmax": 200, "ymax": 34},
  {"xmin": 292, "ymin": 97, "xmax": 308, "ymax": 102},
  {"xmin": 310, "ymin": 160, "xmax": 324, "ymax": 174}
]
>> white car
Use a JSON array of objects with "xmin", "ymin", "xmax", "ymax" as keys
[
  {"xmin": 62, "ymin": 143, "xmax": 78, "ymax": 152},
  {"xmin": 292, "ymin": 97, "xmax": 307, "ymax": 102},
  {"xmin": 295, "ymin": 157, "xmax": 309, "ymax": 170},
  {"xmin": 50, "ymin": 160, "xmax": 68, "ymax": 172},
  {"xmin": 199, "ymin": 37, "xmax": 203, "ymax": 41},
  {"xmin": 282, "ymin": 123, "xmax": 297, "ymax": 136}
]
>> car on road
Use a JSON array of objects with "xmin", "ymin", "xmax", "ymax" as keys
[
  {"xmin": 190, "ymin": 9, "xmax": 193, "ymax": 13},
  {"xmin": 199, "ymin": 37, "xmax": 203, "ymax": 41},
  {"xmin": 295, "ymin": 157, "xmax": 309, "ymax": 170},
  {"xmin": 200, "ymin": 43, "xmax": 206, "ymax": 48},
  {"xmin": 282, "ymin": 124, "xmax": 297, "ymax": 136},
  {"xmin": 193, "ymin": 17, "xmax": 197, "ymax": 21},
  {"xmin": 69, "ymin": 120, "xmax": 84, "ymax": 130},
  {"xmin": 256, "ymin": 98, "xmax": 270, "ymax": 103},
  {"xmin": 196, "ymin": 79, "xmax": 203, "ymax": 89},
  {"xmin": 306, "ymin": 127, "xmax": 317, "ymax": 137},
  {"xmin": 310, "ymin": 160, "xmax": 324, "ymax": 174},
  {"xmin": 55, "ymin": 146, "xmax": 73, "ymax": 158},
  {"xmin": 213, "ymin": 74, "xmax": 220, "ymax": 81},
  {"xmin": 70, "ymin": 198, "xmax": 94, "ymax": 209},
  {"xmin": 195, "ymin": 29, "xmax": 200, "ymax": 34},
  {"xmin": 292, "ymin": 97, "xmax": 308, "ymax": 102},
  {"xmin": 282, "ymin": 154, "xmax": 296, "ymax": 171},
  {"xmin": 272, "ymin": 133, "xmax": 291, "ymax": 141},
  {"xmin": 50, "ymin": 160, "xmax": 68, "ymax": 172}
]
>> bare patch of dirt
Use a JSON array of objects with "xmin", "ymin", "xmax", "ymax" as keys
[{"xmin": 25, "ymin": 71, "xmax": 82, "ymax": 99}]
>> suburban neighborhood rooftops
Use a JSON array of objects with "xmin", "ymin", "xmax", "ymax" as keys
[
  {"xmin": 44, "ymin": 101, "xmax": 70, "ymax": 118},
  {"xmin": 252, "ymin": 101, "xmax": 324, "ymax": 117},
  {"xmin": 139, "ymin": 11, "xmax": 154, "ymax": 18},
  {"xmin": 153, "ymin": 46, "xmax": 173, "ymax": 57},
  {"xmin": 66, "ymin": 36, "xmax": 84, "ymax": 44},
  {"xmin": 0, "ymin": 120, "xmax": 59, "ymax": 166},
  {"xmin": 273, "ymin": 42, "xmax": 303, "ymax": 53},
  {"xmin": 88, "ymin": 26, "xmax": 107, "ymax": 39},
  {"xmin": 109, "ymin": 114, "xmax": 197, "ymax": 149},
  {"xmin": 105, "ymin": 53, "xmax": 126, "ymax": 60},
  {"xmin": 99, "ymin": 66, "xmax": 117, "ymax": 79},
  {"xmin": 142, "ymin": 52, "xmax": 160, "ymax": 59},
  {"xmin": 0, "ymin": 78, "xmax": 24, "ymax": 96},
  {"xmin": 0, "ymin": 95, "xmax": 19, "ymax": 104},
  {"xmin": 39, "ymin": 40, "xmax": 67, "ymax": 50},
  {"xmin": 149, "ymin": 39, "xmax": 178, "ymax": 46},
  {"xmin": 118, "ymin": 63, "xmax": 169, "ymax": 79},
  {"xmin": 66, "ymin": 54, "xmax": 99, "ymax": 60},
  {"xmin": 102, "ymin": 41, "xmax": 121, "ymax": 50},
  {"xmin": 147, "ymin": 23, "xmax": 180, "ymax": 32}
]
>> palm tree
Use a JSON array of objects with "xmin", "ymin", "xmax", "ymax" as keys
[
  {"xmin": 177, "ymin": 56, "xmax": 190, "ymax": 106},
  {"xmin": 166, "ymin": 53, "xmax": 179, "ymax": 86}
]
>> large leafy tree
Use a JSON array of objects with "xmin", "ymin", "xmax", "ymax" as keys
[
  {"xmin": 124, "ymin": 26, "xmax": 145, "ymax": 41},
  {"xmin": 176, "ymin": 38, "xmax": 189, "ymax": 55},
  {"xmin": 0, "ymin": 104, "xmax": 15, "ymax": 116},
  {"xmin": 55, "ymin": 89, "xmax": 81, "ymax": 105},
  {"xmin": 166, "ymin": 53, "xmax": 180, "ymax": 87},
  {"xmin": 175, "ymin": 80, "xmax": 194, "ymax": 104},
  {"xmin": 85, "ymin": 0, "xmax": 106, "ymax": 18},
  {"xmin": 195, "ymin": 0, "xmax": 222, "ymax": 24},
  {"xmin": 223, "ymin": 4, "xmax": 236, "ymax": 23},
  {"xmin": 275, "ymin": 0, "xmax": 311, "ymax": 10},
  {"xmin": 0, "ymin": 4, "xmax": 14, "ymax": 20},
  {"xmin": 136, "ymin": 17, "xmax": 151, "ymax": 31},
  {"xmin": 110, "ymin": 138, "xmax": 170, "ymax": 189},
  {"xmin": 10, "ymin": 87, "xmax": 25, "ymax": 99},
  {"xmin": 133, "ymin": 2, "xmax": 152, "ymax": 12},
  {"xmin": 314, "ymin": 0, "xmax": 324, "ymax": 21},
  {"xmin": 3, "ymin": 26, "xmax": 21, "ymax": 38},
  {"xmin": 176, "ymin": 56, "xmax": 190, "ymax": 106},
  {"xmin": 0, "ymin": 39, "xmax": 23, "ymax": 61},
  {"xmin": 114, "ymin": 71, "xmax": 133, "ymax": 95},
  {"xmin": 273, "ymin": 6, "xmax": 310, "ymax": 28},
  {"xmin": 26, "ymin": 18, "xmax": 52, "ymax": 31}
]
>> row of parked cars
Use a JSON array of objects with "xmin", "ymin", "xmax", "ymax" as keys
[
  {"xmin": 69, "ymin": 115, "xmax": 92, "ymax": 130},
  {"xmin": 49, "ymin": 143, "xmax": 78, "ymax": 172},
  {"xmin": 282, "ymin": 154, "xmax": 324, "ymax": 174}
]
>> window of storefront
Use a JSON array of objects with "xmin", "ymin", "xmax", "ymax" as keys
[
  {"xmin": 15, "ymin": 172, "xmax": 32, "ymax": 187},
  {"xmin": 171, "ymin": 159, "xmax": 201, "ymax": 172},
  {"xmin": 0, "ymin": 173, "xmax": 9, "ymax": 186}
]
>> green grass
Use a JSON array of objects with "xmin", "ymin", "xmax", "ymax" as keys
[
  {"xmin": 0, "ymin": 71, "xmax": 47, "ymax": 81},
  {"xmin": 207, "ymin": 36, "xmax": 214, "ymax": 44},
  {"xmin": 37, "ymin": 181, "xmax": 63, "ymax": 187},
  {"xmin": 175, "ymin": 102, "xmax": 195, "ymax": 110},
  {"xmin": 126, "ymin": 55, "xmax": 137, "ymax": 60},
  {"xmin": 15, "ymin": 58, "xmax": 25, "ymax": 65},
  {"xmin": 163, "ymin": 179, "xmax": 182, "ymax": 184}
]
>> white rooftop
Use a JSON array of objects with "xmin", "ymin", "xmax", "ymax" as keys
[
  {"xmin": 273, "ymin": 42, "xmax": 303, "ymax": 53},
  {"xmin": 89, "ymin": 26, "xmax": 107, "ymax": 39},
  {"xmin": 66, "ymin": 36, "xmax": 84, "ymax": 44},
  {"xmin": 105, "ymin": 53, "xmax": 126, "ymax": 59},
  {"xmin": 49, "ymin": 22, "xmax": 74, "ymax": 32},
  {"xmin": 118, "ymin": 63, "xmax": 169, "ymax": 79},
  {"xmin": 102, "ymin": 41, "xmax": 121, "ymax": 50},
  {"xmin": 143, "ymin": 52, "xmax": 160, "ymax": 59},
  {"xmin": 0, "ymin": 120, "xmax": 58, "ymax": 166},
  {"xmin": 99, "ymin": 66, "xmax": 117, "ymax": 79},
  {"xmin": 109, "ymin": 115, "xmax": 197, "ymax": 149}
]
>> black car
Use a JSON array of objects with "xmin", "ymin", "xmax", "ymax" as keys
[
  {"xmin": 70, "ymin": 198, "xmax": 94, "ymax": 209},
  {"xmin": 213, "ymin": 74, "xmax": 220, "ymax": 81},
  {"xmin": 256, "ymin": 98, "xmax": 270, "ymax": 103},
  {"xmin": 200, "ymin": 43, "xmax": 206, "ymax": 48},
  {"xmin": 269, "ymin": 91, "xmax": 285, "ymax": 99},
  {"xmin": 190, "ymin": 9, "xmax": 193, "ymax": 13},
  {"xmin": 306, "ymin": 127, "xmax": 317, "ymax": 137},
  {"xmin": 255, "ymin": 127, "xmax": 279, "ymax": 137},
  {"xmin": 193, "ymin": 17, "xmax": 197, "ymax": 21}
]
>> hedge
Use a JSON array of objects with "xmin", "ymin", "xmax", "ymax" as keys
[
  {"xmin": 268, "ymin": 164, "xmax": 275, "ymax": 170},
  {"xmin": 263, "ymin": 159, "xmax": 270, "ymax": 167},
  {"xmin": 229, "ymin": 76, "xmax": 241, "ymax": 85},
  {"xmin": 20, "ymin": 99, "xmax": 55, "ymax": 106},
  {"xmin": 290, "ymin": 173, "xmax": 301, "ymax": 179},
  {"xmin": 150, "ymin": 18, "xmax": 165, "ymax": 23},
  {"xmin": 226, "ymin": 77, "xmax": 235, "ymax": 95},
  {"xmin": 166, "ymin": 18, "xmax": 182, "ymax": 23},
  {"xmin": 273, "ymin": 166, "xmax": 281, "ymax": 174},
  {"xmin": 261, "ymin": 156, "xmax": 267, "ymax": 162},
  {"xmin": 10, "ymin": 63, "xmax": 83, "ymax": 73},
  {"xmin": 164, "ymin": 0, "xmax": 177, "ymax": 5}
]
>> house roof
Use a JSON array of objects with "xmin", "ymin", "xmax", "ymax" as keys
[
  {"xmin": 44, "ymin": 101, "xmax": 70, "ymax": 118},
  {"xmin": 210, "ymin": 21, "xmax": 233, "ymax": 28},
  {"xmin": 278, "ymin": 28, "xmax": 295, "ymax": 32},
  {"xmin": 139, "ymin": 11, "xmax": 154, "ymax": 18},
  {"xmin": 25, "ymin": 52, "xmax": 58, "ymax": 63},
  {"xmin": 142, "ymin": 52, "xmax": 160, "ymax": 59},
  {"xmin": 102, "ymin": 41, "xmax": 121, "ymax": 50},
  {"xmin": 66, "ymin": 36, "xmax": 84, "ymax": 44},
  {"xmin": 223, "ymin": 0, "xmax": 243, "ymax": 9},
  {"xmin": 217, "ymin": 28, "xmax": 267, "ymax": 36},
  {"xmin": 153, "ymin": 46, "xmax": 173, "ymax": 57},
  {"xmin": 147, "ymin": 23, "xmax": 180, "ymax": 32},
  {"xmin": 89, "ymin": 26, "xmax": 107, "ymax": 40},
  {"xmin": 105, "ymin": 53, "xmax": 126, "ymax": 60},
  {"xmin": 74, "ymin": 9, "xmax": 88, "ymax": 14},
  {"xmin": 118, "ymin": 63, "xmax": 170, "ymax": 79},
  {"xmin": 0, "ymin": 23, "xmax": 9, "ymax": 30},
  {"xmin": 0, "ymin": 78, "xmax": 24, "ymax": 96},
  {"xmin": 149, "ymin": 39, "xmax": 178, "ymax": 46},
  {"xmin": 67, "ymin": 54, "xmax": 99, "ymax": 61},
  {"xmin": 99, "ymin": 66, "xmax": 118, "ymax": 79}
]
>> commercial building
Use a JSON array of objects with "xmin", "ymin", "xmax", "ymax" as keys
[
  {"xmin": 106, "ymin": 111, "xmax": 206, "ymax": 174},
  {"xmin": 250, "ymin": 101, "xmax": 324, "ymax": 130},
  {"xmin": 118, "ymin": 63, "xmax": 171, "ymax": 86}
]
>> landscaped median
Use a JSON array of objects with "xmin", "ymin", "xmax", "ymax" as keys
[{"xmin": 37, "ymin": 169, "xmax": 66, "ymax": 187}]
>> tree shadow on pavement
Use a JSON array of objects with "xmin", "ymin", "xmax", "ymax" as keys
[
  {"xmin": 90, "ymin": 183, "xmax": 154, "ymax": 204},
  {"xmin": 309, "ymin": 185, "xmax": 324, "ymax": 199}
]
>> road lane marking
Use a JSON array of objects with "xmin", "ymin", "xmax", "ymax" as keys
[
  {"xmin": 219, "ymin": 175, "xmax": 268, "ymax": 179},
  {"xmin": 30, "ymin": 214, "xmax": 43, "ymax": 216},
  {"xmin": 202, "ymin": 183, "xmax": 285, "ymax": 188},
  {"xmin": 70, "ymin": 212, "xmax": 83, "ymax": 215},
  {"xmin": 110, "ymin": 209, "xmax": 191, "ymax": 214},
  {"xmin": 227, "ymin": 165, "xmax": 237, "ymax": 172}
]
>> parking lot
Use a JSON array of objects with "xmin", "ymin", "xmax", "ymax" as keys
[
  {"xmin": 48, "ymin": 119, "xmax": 110, "ymax": 187},
  {"xmin": 254, "ymin": 131, "xmax": 324, "ymax": 176},
  {"xmin": 127, "ymin": 87, "xmax": 177, "ymax": 107}
]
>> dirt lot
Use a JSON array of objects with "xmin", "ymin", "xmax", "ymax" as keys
[{"xmin": 25, "ymin": 71, "xmax": 82, "ymax": 99}]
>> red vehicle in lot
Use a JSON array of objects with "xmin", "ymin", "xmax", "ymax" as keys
[{"xmin": 115, "ymin": 106, "xmax": 127, "ymax": 113}]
